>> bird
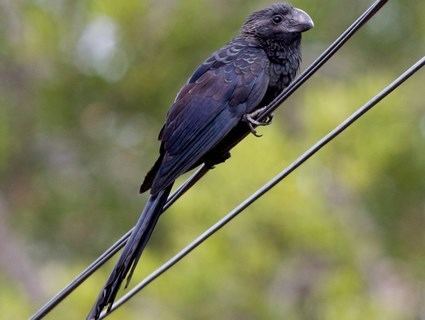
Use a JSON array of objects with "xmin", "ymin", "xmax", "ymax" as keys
[{"xmin": 88, "ymin": 3, "xmax": 313, "ymax": 319}]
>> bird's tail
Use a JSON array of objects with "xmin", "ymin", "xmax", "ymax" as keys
[{"xmin": 87, "ymin": 186, "xmax": 172, "ymax": 320}]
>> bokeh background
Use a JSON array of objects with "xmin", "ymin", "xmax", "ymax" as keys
[{"xmin": 0, "ymin": 0, "xmax": 424, "ymax": 319}]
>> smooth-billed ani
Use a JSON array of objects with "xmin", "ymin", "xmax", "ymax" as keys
[{"xmin": 88, "ymin": 3, "xmax": 313, "ymax": 319}]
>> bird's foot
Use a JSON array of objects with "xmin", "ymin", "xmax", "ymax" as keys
[{"xmin": 243, "ymin": 107, "xmax": 273, "ymax": 137}]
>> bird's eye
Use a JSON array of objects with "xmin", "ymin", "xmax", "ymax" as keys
[{"xmin": 272, "ymin": 15, "xmax": 283, "ymax": 24}]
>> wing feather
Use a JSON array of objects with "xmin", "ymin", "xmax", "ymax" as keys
[{"xmin": 150, "ymin": 43, "xmax": 270, "ymax": 194}]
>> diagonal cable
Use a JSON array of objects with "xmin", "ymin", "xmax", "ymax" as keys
[
  {"xmin": 30, "ymin": 0, "xmax": 390, "ymax": 318},
  {"xmin": 100, "ymin": 55, "xmax": 425, "ymax": 319},
  {"xmin": 29, "ymin": 165, "xmax": 209, "ymax": 320},
  {"xmin": 256, "ymin": 0, "xmax": 389, "ymax": 121}
]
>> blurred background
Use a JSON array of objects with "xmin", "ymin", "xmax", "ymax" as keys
[{"xmin": 0, "ymin": 0, "xmax": 424, "ymax": 319}]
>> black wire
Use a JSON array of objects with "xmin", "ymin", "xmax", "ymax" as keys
[
  {"xmin": 100, "ymin": 56, "xmax": 425, "ymax": 319},
  {"xmin": 256, "ymin": 0, "xmax": 390, "ymax": 121},
  {"xmin": 30, "ymin": 0, "xmax": 390, "ymax": 318},
  {"xmin": 220, "ymin": 0, "xmax": 391, "ymax": 157},
  {"xmin": 30, "ymin": 166, "xmax": 209, "ymax": 320}
]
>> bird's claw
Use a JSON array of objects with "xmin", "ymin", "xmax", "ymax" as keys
[
  {"xmin": 263, "ymin": 114, "xmax": 273, "ymax": 125},
  {"xmin": 243, "ymin": 114, "xmax": 263, "ymax": 137},
  {"xmin": 243, "ymin": 108, "xmax": 273, "ymax": 138}
]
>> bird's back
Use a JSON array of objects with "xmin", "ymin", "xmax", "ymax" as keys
[{"xmin": 141, "ymin": 38, "xmax": 271, "ymax": 194}]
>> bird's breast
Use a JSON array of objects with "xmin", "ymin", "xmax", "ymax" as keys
[
  {"xmin": 265, "ymin": 60, "xmax": 297, "ymax": 101},
  {"xmin": 269, "ymin": 62, "xmax": 292, "ymax": 87}
]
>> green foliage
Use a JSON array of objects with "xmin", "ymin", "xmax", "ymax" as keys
[{"xmin": 0, "ymin": 1, "xmax": 424, "ymax": 319}]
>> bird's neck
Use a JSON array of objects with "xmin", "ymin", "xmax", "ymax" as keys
[
  {"xmin": 261, "ymin": 37, "xmax": 302, "ymax": 64},
  {"xmin": 239, "ymin": 34, "xmax": 302, "ymax": 65}
]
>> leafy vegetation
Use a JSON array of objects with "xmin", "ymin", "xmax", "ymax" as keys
[{"xmin": 0, "ymin": 1, "xmax": 424, "ymax": 319}]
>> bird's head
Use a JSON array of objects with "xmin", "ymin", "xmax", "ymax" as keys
[{"xmin": 242, "ymin": 3, "xmax": 314, "ymax": 44}]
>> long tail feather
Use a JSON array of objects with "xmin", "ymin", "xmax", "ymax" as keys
[{"xmin": 87, "ymin": 186, "xmax": 172, "ymax": 320}]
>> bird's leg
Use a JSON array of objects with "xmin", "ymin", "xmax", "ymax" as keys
[
  {"xmin": 249, "ymin": 106, "xmax": 274, "ymax": 125},
  {"xmin": 243, "ymin": 106, "xmax": 273, "ymax": 137}
]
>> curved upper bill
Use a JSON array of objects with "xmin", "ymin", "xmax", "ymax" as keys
[{"xmin": 291, "ymin": 8, "xmax": 314, "ymax": 33}]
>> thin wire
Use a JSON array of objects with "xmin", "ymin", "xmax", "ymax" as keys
[
  {"xmin": 218, "ymin": 0, "xmax": 390, "ymax": 156},
  {"xmin": 29, "ymin": 166, "xmax": 209, "ymax": 320},
  {"xmin": 164, "ymin": 165, "xmax": 210, "ymax": 210},
  {"xmin": 30, "ymin": 1, "xmax": 390, "ymax": 318},
  {"xmin": 256, "ymin": 0, "xmax": 390, "ymax": 121},
  {"xmin": 100, "ymin": 56, "xmax": 425, "ymax": 319}
]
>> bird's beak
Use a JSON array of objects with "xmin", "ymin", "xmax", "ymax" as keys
[{"xmin": 290, "ymin": 8, "xmax": 314, "ymax": 33}]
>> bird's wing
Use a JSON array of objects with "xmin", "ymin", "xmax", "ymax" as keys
[{"xmin": 150, "ymin": 44, "xmax": 270, "ymax": 194}]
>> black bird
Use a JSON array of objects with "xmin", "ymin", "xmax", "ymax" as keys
[{"xmin": 88, "ymin": 3, "xmax": 313, "ymax": 319}]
